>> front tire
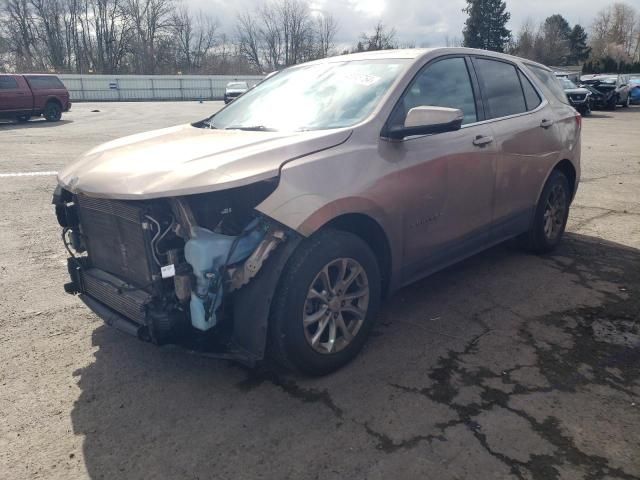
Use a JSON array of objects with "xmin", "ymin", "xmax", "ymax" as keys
[
  {"xmin": 269, "ymin": 230, "xmax": 381, "ymax": 375},
  {"xmin": 519, "ymin": 170, "xmax": 571, "ymax": 254},
  {"xmin": 44, "ymin": 102, "xmax": 62, "ymax": 122}
]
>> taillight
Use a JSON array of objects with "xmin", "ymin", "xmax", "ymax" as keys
[{"xmin": 575, "ymin": 111, "xmax": 582, "ymax": 130}]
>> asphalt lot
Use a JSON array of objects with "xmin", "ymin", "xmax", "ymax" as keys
[{"xmin": 0, "ymin": 102, "xmax": 639, "ymax": 480}]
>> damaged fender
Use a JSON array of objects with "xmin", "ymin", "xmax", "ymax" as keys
[{"xmin": 230, "ymin": 229, "xmax": 303, "ymax": 365}]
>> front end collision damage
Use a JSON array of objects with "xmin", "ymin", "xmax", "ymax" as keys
[{"xmin": 54, "ymin": 181, "xmax": 303, "ymax": 366}]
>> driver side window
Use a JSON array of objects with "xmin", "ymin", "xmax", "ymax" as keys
[{"xmin": 389, "ymin": 57, "xmax": 478, "ymax": 128}]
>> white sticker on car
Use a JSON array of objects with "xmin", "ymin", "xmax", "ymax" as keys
[{"xmin": 161, "ymin": 264, "xmax": 176, "ymax": 279}]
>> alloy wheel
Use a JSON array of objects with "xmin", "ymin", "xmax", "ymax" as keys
[
  {"xmin": 303, "ymin": 258, "xmax": 370, "ymax": 354},
  {"xmin": 543, "ymin": 184, "xmax": 567, "ymax": 241}
]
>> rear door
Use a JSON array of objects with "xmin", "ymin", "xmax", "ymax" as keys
[
  {"xmin": 383, "ymin": 55, "xmax": 498, "ymax": 282},
  {"xmin": 471, "ymin": 57, "xmax": 563, "ymax": 240}
]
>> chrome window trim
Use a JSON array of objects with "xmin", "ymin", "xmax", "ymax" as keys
[{"xmin": 460, "ymin": 98, "xmax": 549, "ymax": 129}]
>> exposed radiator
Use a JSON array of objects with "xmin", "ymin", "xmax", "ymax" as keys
[
  {"xmin": 80, "ymin": 268, "xmax": 151, "ymax": 325},
  {"xmin": 77, "ymin": 195, "xmax": 154, "ymax": 288}
]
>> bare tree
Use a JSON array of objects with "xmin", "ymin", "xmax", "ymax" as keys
[
  {"xmin": 236, "ymin": 11, "xmax": 263, "ymax": 71},
  {"xmin": 171, "ymin": 6, "xmax": 217, "ymax": 73},
  {"xmin": 2, "ymin": 0, "xmax": 37, "ymax": 70},
  {"xmin": 591, "ymin": 2, "xmax": 639, "ymax": 62},
  {"xmin": 1, "ymin": 0, "xmax": 341, "ymax": 74},
  {"xmin": 357, "ymin": 22, "xmax": 397, "ymax": 51},
  {"xmin": 235, "ymin": 0, "xmax": 335, "ymax": 72},
  {"xmin": 125, "ymin": 0, "xmax": 174, "ymax": 73},
  {"xmin": 278, "ymin": 0, "xmax": 313, "ymax": 66},
  {"xmin": 259, "ymin": 2, "xmax": 283, "ymax": 69},
  {"xmin": 92, "ymin": 0, "xmax": 131, "ymax": 73},
  {"xmin": 316, "ymin": 12, "xmax": 337, "ymax": 58}
]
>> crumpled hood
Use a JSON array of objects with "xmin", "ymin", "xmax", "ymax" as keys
[{"xmin": 58, "ymin": 124, "xmax": 351, "ymax": 200}]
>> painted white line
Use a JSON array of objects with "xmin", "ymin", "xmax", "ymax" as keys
[{"xmin": 0, "ymin": 171, "xmax": 58, "ymax": 178}]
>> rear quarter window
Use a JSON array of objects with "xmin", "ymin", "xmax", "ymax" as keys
[
  {"xmin": 26, "ymin": 76, "xmax": 66, "ymax": 90},
  {"xmin": 526, "ymin": 65, "xmax": 569, "ymax": 105},
  {"xmin": 519, "ymin": 71, "xmax": 542, "ymax": 111}
]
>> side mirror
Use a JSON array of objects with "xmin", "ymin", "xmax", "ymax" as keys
[{"xmin": 385, "ymin": 106, "xmax": 464, "ymax": 140}]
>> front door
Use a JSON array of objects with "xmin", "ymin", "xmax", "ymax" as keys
[{"xmin": 382, "ymin": 56, "xmax": 498, "ymax": 283}]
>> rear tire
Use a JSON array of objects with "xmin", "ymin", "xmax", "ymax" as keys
[
  {"xmin": 519, "ymin": 170, "xmax": 571, "ymax": 254},
  {"xmin": 44, "ymin": 102, "xmax": 62, "ymax": 122},
  {"xmin": 16, "ymin": 115, "xmax": 30, "ymax": 123},
  {"xmin": 269, "ymin": 230, "xmax": 381, "ymax": 376}
]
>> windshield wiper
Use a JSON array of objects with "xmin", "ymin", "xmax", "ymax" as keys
[{"xmin": 224, "ymin": 125, "xmax": 276, "ymax": 132}]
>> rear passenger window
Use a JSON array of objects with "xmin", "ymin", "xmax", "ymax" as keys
[
  {"xmin": 519, "ymin": 71, "xmax": 541, "ymax": 110},
  {"xmin": 390, "ymin": 57, "xmax": 478, "ymax": 127},
  {"xmin": 27, "ymin": 76, "xmax": 65, "ymax": 89},
  {"xmin": 474, "ymin": 58, "xmax": 527, "ymax": 119},
  {"xmin": 0, "ymin": 77, "xmax": 18, "ymax": 90}
]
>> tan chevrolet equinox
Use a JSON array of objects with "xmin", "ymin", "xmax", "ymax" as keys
[{"xmin": 55, "ymin": 48, "xmax": 581, "ymax": 375}]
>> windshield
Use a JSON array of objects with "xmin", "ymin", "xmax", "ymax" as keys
[
  {"xmin": 208, "ymin": 59, "xmax": 409, "ymax": 132},
  {"xmin": 227, "ymin": 82, "xmax": 248, "ymax": 89},
  {"xmin": 560, "ymin": 78, "xmax": 577, "ymax": 89}
]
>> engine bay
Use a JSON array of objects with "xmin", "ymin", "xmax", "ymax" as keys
[{"xmin": 53, "ymin": 180, "xmax": 296, "ymax": 364}]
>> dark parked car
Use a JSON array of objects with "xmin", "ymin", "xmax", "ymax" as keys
[
  {"xmin": 557, "ymin": 76, "xmax": 593, "ymax": 115},
  {"xmin": 580, "ymin": 74, "xmax": 631, "ymax": 109},
  {"xmin": 0, "ymin": 74, "xmax": 71, "ymax": 122},
  {"xmin": 224, "ymin": 81, "xmax": 249, "ymax": 104}
]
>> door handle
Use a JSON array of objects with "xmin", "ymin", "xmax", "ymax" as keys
[
  {"xmin": 540, "ymin": 119, "xmax": 554, "ymax": 129},
  {"xmin": 472, "ymin": 135, "xmax": 494, "ymax": 147}
]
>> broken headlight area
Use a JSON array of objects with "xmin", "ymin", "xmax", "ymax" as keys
[{"xmin": 54, "ymin": 180, "xmax": 296, "ymax": 365}]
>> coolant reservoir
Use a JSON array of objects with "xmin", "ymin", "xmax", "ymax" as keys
[{"xmin": 185, "ymin": 222, "xmax": 264, "ymax": 331}]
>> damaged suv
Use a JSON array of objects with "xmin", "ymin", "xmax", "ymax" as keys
[{"xmin": 55, "ymin": 48, "xmax": 581, "ymax": 375}]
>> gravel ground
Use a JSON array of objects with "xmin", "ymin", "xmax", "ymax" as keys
[{"xmin": 0, "ymin": 102, "xmax": 639, "ymax": 480}]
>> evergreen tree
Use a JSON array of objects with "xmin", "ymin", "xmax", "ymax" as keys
[
  {"xmin": 462, "ymin": 0, "xmax": 511, "ymax": 53},
  {"xmin": 568, "ymin": 25, "xmax": 591, "ymax": 65},
  {"xmin": 539, "ymin": 15, "xmax": 571, "ymax": 65}
]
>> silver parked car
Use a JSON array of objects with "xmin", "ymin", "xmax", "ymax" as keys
[
  {"xmin": 55, "ymin": 48, "xmax": 581, "ymax": 375},
  {"xmin": 223, "ymin": 81, "xmax": 249, "ymax": 104}
]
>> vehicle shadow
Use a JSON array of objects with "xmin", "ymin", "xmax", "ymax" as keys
[
  {"xmin": 70, "ymin": 233, "xmax": 640, "ymax": 479},
  {"xmin": 0, "ymin": 119, "xmax": 73, "ymax": 130},
  {"xmin": 586, "ymin": 112, "xmax": 613, "ymax": 119}
]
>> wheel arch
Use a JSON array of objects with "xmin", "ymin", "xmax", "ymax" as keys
[
  {"xmin": 534, "ymin": 158, "xmax": 577, "ymax": 206},
  {"xmin": 319, "ymin": 213, "xmax": 393, "ymax": 298},
  {"xmin": 552, "ymin": 159, "xmax": 578, "ymax": 199},
  {"xmin": 45, "ymin": 96, "xmax": 63, "ymax": 108}
]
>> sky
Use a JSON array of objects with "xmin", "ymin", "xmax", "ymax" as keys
[{"xmin": 191, "ymin": 0, "xmax": 638, "ymax": 48}]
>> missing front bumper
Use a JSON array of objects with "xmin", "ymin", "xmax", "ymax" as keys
[{"xmin": 64, "ymin": 228, "xmax": 303, "ymax": 368}]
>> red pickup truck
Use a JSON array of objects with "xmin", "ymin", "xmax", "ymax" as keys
[{"xmin": 0, "ymin": 74, "xmax": 72, "ymax": 123}]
